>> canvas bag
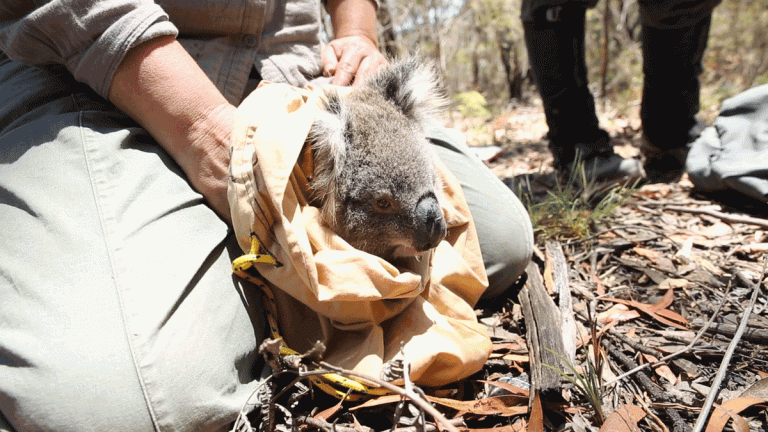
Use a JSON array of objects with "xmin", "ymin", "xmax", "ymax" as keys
[
  {"xmin": 227, "ymin": 82, "xmax": 492, "ymax": 391},
  {"xmin": 686, "ymin": 83, "xmax": 768, "ymax": 203}
]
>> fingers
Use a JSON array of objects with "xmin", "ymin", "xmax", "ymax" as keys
[{"xmin": 321, "ymin": 36, "xmax": 388, "ymax": 87}]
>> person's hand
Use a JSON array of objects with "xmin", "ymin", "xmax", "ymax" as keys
[
  {"xmin": 322, "ymin": 35, "xmax": 388, "ymax": 86},
  {"xmin": 324, "ymin": 0, "xmax": 387, "ymax": 86}
]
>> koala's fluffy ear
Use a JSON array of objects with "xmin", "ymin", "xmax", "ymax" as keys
[
  {"xmin": 309, "ymin": 89, "xmax": 348, "ymax": 224},
  {"xmin": 366, "ymin": 56, "xmax": 448, "ymax": 125}
]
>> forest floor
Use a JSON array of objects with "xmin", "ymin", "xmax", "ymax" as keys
[{"xmin": 236, "ymin": 98, "xmax": 768, "ymax": 432}]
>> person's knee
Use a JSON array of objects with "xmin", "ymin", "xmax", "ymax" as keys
[{"xmin": 477, "ymin": 193, "xmax": 534, "ymax": 300}]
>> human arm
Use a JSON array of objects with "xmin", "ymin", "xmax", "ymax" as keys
[
  {"xmin": 107, "ymin": 35, "xmax": 235, "ymax": 221},
  {"xmin": 1, "ymin": 2, "xmax": 233, "ymax": 220},
  {"xmin": 322, "ymin": 0, "xmax": 388, "ymax": 86}
]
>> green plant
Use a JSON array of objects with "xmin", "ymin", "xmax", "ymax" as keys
[
  {"xmin": 544, "ymin": 346, "xmax": 605, "ymax": 426},
  {"xmin": 522, "ymin": 158, "xmax": 637, "ymax": 242},
  {"xmin": 452, "ymin": 91, "xmax": 492, "ymax": 119}
]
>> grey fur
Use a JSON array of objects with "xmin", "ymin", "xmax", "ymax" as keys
[{"xmin": 309, "ymin": 57, "xmax": 449, "ymax": 262}]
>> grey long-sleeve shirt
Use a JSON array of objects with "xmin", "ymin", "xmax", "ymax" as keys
[{"xmin": 0, "ymin": 0, "xmax": 324, "ymax": 104}]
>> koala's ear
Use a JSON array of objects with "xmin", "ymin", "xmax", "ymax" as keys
[
  {"xmin": 366, "ymin": 56, "xmax": 448, "ymax": 124},
  {"xmin": 309, "ymin": 89, "xmax": 349, "ymax": 222}
]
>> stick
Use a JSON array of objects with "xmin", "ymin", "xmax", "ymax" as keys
[
  {"xmin": 691, "ymin": 256, "xmax": 766, "ymax": 432},
  {"xmin": 664, "ymin": 205, "xmax": 768, "ymax": 229}
]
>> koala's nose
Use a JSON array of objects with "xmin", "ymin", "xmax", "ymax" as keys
[{"xmin": 415, "ymin": 196, "xmax": 447, "ymax": 251}]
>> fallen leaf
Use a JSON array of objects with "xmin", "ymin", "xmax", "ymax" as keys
[
  {"xmin": 700, "ymin": 221, "xmax": 733, "ymax": 238},
  {"xmin": 705, "ymin": 397, "xmax": 768, "ymax": 432},
  {"xmin": 676, "ymin": 237, "xmax": 695, "ymax": 259},
  {"xmin": 734, "ymin": 243, "xmax": 768, "ymax": 254},
  {"xmin": 426, "ymin": 394, "xmax": 529, "ymax": 417},
  {"xmin": 462, "ymin": 421, "xmax": 528, "ymax": 432},
  {"xmin": 599, "ymin": 404, "xmax": 646, "ymax": 432},
  {"xmin": 480, "ymin": 380, "xmax": 531, "ymax": 397},
  {"xmin": 529, "ymin": 391, "xmax": 544, "ymax": 432},
  {"xmin": 315, "ymin": 396, "xmax": 345, "ymax": 422},
  {"xmin": 350, "ymin": 394, "xmax": 401, "ymax": 410},
  {"xmin": 597, "ymin": 304, "xmax": 641, "ymax": 325},
  {"xmin": 602, "ymin": 289, "xmax": 688, "ymax": 329},
  {"xmin": 633, "ymin": 247, "xmax": 661, "ymax": 263},
  {"xmin": 741, "ymin": 378, "xmax": 768, "ymax": 399},
  {"xmin": 659, "ymin": 278, "xmax": 689, "ymax": 289},
  {"xmin": 642, "ymin": 353, "xmax": 677, "ymax": 385}
]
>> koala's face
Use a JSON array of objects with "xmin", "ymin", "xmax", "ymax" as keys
[{"xmin": 309, "ymin": 57, "xmax": 448, "ymax": 262}]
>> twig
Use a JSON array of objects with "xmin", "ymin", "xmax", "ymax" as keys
[
  {"xmin": 691, "ymin": 256, "xmax": 766, "ymax": 432},
  {"xmin": 381, "ymin": 417, "xmax": 465, "ymax": 432},
  {"xmin": 232, "ymin": 375, "xmax": 274, "ymax": 432},
  {"xmin": 664, "ymin": 205, "xmax": 768, "ymax": 229},
  {"xmin": 315, "ymin": 361, "xmax": 461, "ymax": 432},
  {"xmin": 604, "ymin": 281, "xmax": 732, "ymax": 387},
  {"xmin": 296, "ymin": 415, "xmax": 372, "ymax": 432},
  {"xmin": 605, "ymin": 340, "xmax": 691, "ymax": 432}
]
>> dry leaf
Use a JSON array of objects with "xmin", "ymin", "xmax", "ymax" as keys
[
  {"xmin": 634, "ymin": 247, "xmax": 661, "ymax": 263},
  {"xmin": 734, "ymin": 243, "xmax": 768, "ymax": 254},
  {"xmin": 426, "ymin": 394, "xmax": 528, "ymax": 417},
  {"xmin": 350, "ymin": 394, "xmax": 401, "ymax": 410},
  {"xmin": 602, "ymin": 289, "xmax": 688, "ymax": 330},
  {"xmin": 705, "ymin": 397, "xmax": 768, "ymax": 432},
  {"xmin": 480, "ymin": 380, "xmax": 531, "ymax": 397},
  {"xmin": 462, "ymin": 422, "xmax": 528, "ymax": 432},
  {"xmin": 641, "ymin": 353, "xmax": 677, "ymax": 385},
  {"xmin": 659, "ymin": 278, "xmax": 689, "ymax": 289},
  {"xmin": 528, "ymin": 391, "xmax": 544, "ymax": 432},
  {"xmin": 599, "ymin": 404, "xmax": 646, "ymax": 432},
  {"xmin": 597, "ymin": 304, "xmax": 641, "ymax": 324},
  {"xmin": 741, "ymin": 378, "xmax": 768, "ymax": 398},
  {"xmin": 676, "ymin": 237, "xmax": 695, "ymax": 259},
  {"xmin": 315, "ymin": 396, "xmax": 345, "ymax": 422},
  {"xmin": 700, "ymin": 221, "xmax": 733, "ymax": 238}
]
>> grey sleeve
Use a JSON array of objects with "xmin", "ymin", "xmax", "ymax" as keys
[{"xmin": 0, "ymin": 0, "xmax": 178, "ymax": 98}]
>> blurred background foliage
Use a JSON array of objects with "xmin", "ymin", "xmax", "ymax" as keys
[{"xmin": 327, "ymin": 0, "xmax": 768, "ymax": 122}]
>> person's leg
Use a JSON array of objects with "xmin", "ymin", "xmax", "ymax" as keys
[
  {"xmin": 0, "ymin": 56, "xmax": 266, "ymax": 431},
  {"xmin": 427, "ymin": 126, "xmax": 534, "ymax": 300},
  {"xmin": 638, "ymin": 0, "xmax": 721, "ymax": 182},
  {"xmin": 522, "ymin": 0, "xmax": 643, "ymax": 183}
]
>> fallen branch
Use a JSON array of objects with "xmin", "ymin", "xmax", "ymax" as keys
[
  {"xmin": 664, "ymin": 205, "xmax": 768, "ymax": 229},
  {"xmin": 693, "ymin": 321, "xmax": 768, "ymax": 345}
]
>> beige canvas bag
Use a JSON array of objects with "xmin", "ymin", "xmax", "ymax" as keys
[{"xmin": 227, "ymin": 82, "xmax": 492, "ymax": 395}]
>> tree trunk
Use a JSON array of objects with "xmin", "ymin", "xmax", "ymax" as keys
[{"xmin": 497, "ymin": 30, "xmax": 523, "ymax": 100}]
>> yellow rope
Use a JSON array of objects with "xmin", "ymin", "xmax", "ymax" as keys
[{"xmin": 232, "ymin": 235, "xmax": 390, "ymax": 401}]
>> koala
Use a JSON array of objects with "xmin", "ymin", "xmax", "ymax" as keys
[{"xmin": 309, "ymin": 57, "xmax": 449, "ymax": 263}]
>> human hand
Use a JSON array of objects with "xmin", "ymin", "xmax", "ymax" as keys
[{"xmin": 322, "ymin": 35, "xmax": 388, "ymax": 86}]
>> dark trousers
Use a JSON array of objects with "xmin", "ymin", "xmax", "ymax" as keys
[{"xmin": 522, "ymin": 0, "xmax": 721, "ymax": 163}]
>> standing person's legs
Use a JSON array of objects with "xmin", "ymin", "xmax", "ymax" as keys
[
  {"xmin": 0, "ymin": 56, "xmax": 266, "ymax": 432},
  {"xmin": 428, "ymin": 126, "xmax": 534, "ymax": 300},
  {"xmin": 521, "ymin": 0, "xmax": 642, "ymax": 182},
  {"xmin": 638, "ymin": 0, "xmax": 722, "ymax": 182}
]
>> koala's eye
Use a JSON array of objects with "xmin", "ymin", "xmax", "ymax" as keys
[{"xmin": 376, "ymin": 198, "xmax": 391, "ymax": 210}]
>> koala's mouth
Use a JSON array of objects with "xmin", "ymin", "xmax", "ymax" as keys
[{"xmin": 392, "ymin": 244, "xmax": 431, "ymax": 259}]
